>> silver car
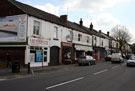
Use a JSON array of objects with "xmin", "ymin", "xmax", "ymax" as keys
[{"xmin": 127, "ymin": 56, "xmax": 135, "ymax": 67}]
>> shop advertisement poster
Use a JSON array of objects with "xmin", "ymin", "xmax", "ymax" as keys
[
  {"xmin": 30, "ymin": 53, "xmax": 35, "ymax": 62},
  {"xmin": 36, "ymin": 50, "xmax": 43, "ymax": 62},
  {"xmin": 0, "ymin": 14, "xmax": 27, "ymax": 42}
]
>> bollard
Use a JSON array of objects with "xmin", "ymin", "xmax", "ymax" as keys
[{"xmin": 28, "ymin": 62, "xmax": 30, "ymax": 74}]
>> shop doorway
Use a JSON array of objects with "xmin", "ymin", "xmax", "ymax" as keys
[{"xmin": 50, "ymin": 46, "xmax": 60, "ymax": 66}]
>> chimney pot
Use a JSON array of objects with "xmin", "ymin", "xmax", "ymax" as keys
[
  {"xmin": 60, "ymin": 15, "xmax": 67, "ymax": 22},
  {"xmin": 99, "ymin": 30, "xmax": 101, "ymax": 33},
  {"xmin": 90, "ymin": 22, "xmax": 93, "ymax": 30},
  {"xmin": 107, "ymin": 31, "xmax": 109, "ymax": 36},
  {"xmin": 79, "ymin": 18, "xmax": 83, "ymax": 26}
]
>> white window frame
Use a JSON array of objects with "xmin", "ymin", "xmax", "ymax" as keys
[
  {"xmin": 33, "ymin": 20, "xmax": 40, "ymax": 36},
  {"xmin": 53, "ymin": 26, "xmax": 58, "ymax": 40}
]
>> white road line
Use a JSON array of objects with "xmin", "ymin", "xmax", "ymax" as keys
[
  {"xmin": 0, "ymin": 79, "xmax": 6, "ymax": 81},
  {"xmin": 46, "ymin": 77, "xmax": 84, "ymax": 90},
  {"xmin": 93, "ymin": 69, "xmax": 108, "ymax": 75},
  {"xmin": 112, "ymin": 65, "xmax": 120, "ymax": 69}
]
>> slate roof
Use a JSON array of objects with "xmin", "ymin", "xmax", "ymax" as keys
[
  {"xmin": 8, "ymin": 0, "xmax": 110, "ymax": 38},
  {"xmin": 8, "ymin": 0, "xmax": 90, "ymax": 34}
]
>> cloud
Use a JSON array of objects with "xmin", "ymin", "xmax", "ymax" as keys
[
  {"xmin": 59, "ymin": 0, "xmax": 131, "ymax": 12},
  {"xmin": 34, "ymin": 3, "xmax": 60, "ymax": 16},
  {"xmin": 83, "ymin": 13, "xmax": 120, "ymax": 33}
]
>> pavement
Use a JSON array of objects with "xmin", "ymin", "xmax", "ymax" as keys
[
  {"xmin": 0, "ymin": 60, "xmax": 105, "ymax": 81},
  {"xmin": 0, "ymin": 64, "xmax": 77, "ymax": 80}
]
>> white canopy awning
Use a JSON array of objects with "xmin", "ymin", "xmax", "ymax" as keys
[{"xmin": 75, "ymin": 45, "xmax": 93, "ymax": 51}]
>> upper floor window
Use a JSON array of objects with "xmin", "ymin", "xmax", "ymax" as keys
[
  {"xmin": 87, "ymin": 36, "xmax": 90, "ymax": 43},
  {"xmin": 33, "ymin": 21, "xmax": 40, "ymax": 35},
  {"xmin": 53, "ymin": 26, "xmax": 58, "ymax": 40},
  {"xmin": 102, "ymin": 40, "xmax": 104, "ymax": 47},
  {"xmin": 78, "ymin": 34, "xmax": 82, "ymax": 41},
  {"xmin": 66, "ymin": 31, "xmax": 73, "ymax": 42},
  {"xmin": 116, "ymin": 43, "xmax": 119, "ymax": 48}
]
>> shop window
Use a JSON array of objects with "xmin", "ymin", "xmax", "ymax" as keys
[
  {"xmin": 33, "ymin": 21, "xmax": 40, "ymax": 35},
  {"xmin": 53, "ymin": 26, "xmax": 58, "ymax": 40},
  {"xmin": 30, "ymin": 46, "xmax": 43, "ymax": 62},
  {"xmin": 44, "ymin": 51, "xmax": 47, "ymax": 62}
]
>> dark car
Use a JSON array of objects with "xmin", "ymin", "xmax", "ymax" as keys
[
  {"xmin": 78, "ymin": 56, "xmax": 96, "ymax": 66},
  {"xmin": 105, "ymin": 55, "xmax": 111, "ymax": 61}
]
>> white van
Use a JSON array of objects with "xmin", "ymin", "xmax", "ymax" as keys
[{"xmin": 111, "ymin": 53, "xmax": 124, "ymax": 63}]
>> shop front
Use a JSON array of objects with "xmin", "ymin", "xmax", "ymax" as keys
[
  {"xmin": 0, "ymin": 46, "xmax": 26, "ymax": 68},
  {"xmin": 93, "ymin": 47, "xmax": 106, "ymax": 61},
  {"xmin": 61, "ymin": 42, "xmax": 73, "ymax": 64},
  {"xmin": 74, "ymin": 44, "xmax": 93, "ymax": 62},
  {"xmin": 26, "ymin": 38, "xmax": 49, "ymax": 67}
]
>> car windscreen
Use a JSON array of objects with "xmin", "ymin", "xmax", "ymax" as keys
[
  {"xmin": 79, "ymin": 56, "xmax": 86, "ymax": 59},
  {"xmin": 129, "ymin": 56, "xmax": 135, "ymax": 60}
]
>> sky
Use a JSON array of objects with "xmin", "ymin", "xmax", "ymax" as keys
[{"xmin": 17, "ymin": 0, "xmax": 135, "ymax": 43}]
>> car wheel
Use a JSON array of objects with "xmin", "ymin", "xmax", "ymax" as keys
[
  {"xmin": 78, "ymin": 63, "xmax": 81, "ymax": 66},
  {"xmin": 88, "ymin": 62, "xmax": 91, "ymax": 66},
  {"xmin": 94, "ymin": 61, "xmax": 96, "ymax": 65},
  {"xmin": 127, "ymin": 63, "xmax": 130, "ymax": 67}
]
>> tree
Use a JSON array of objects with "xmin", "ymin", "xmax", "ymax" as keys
[
  {"xmin": 131, "ymin": 43, "xmax": 135, "ymax": 54},
  {"xmin": 111, "ymin": 25, "xmax": 132, "ymax": 53}
]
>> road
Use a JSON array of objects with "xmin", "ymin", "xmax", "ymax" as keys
[{"xmin": 0, "ymin": 61, "xmax": 135, "ymax": 91}]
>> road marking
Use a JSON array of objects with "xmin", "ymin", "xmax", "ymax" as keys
[
  {"xmin": 93, "ymin": 69, "xmax": 108, "ymax": 75},
  {"xmin": 46, "ymin": 77, "xmax": 84, "ymax": 90},
  {"xmin": 112, "ymin": 65, "xmax": 120, "ymax": 69},
  {"xmin": 0, "ymin": 79, "xmax": 6, "ymax": 81}
]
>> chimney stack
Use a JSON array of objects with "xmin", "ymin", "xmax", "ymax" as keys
[
  {"xmin": 107, "ymin": 31, "xmax": 109, "ymax": 36},
  {"xmin": 79, "ymin": 18, "xmax": 83, "ymax": 26},
  {"xmin": 90, "ymin": 22, "xmax": 93, "ymax": 30},
  {"xmin": 99, "ymin": 30, "xmax": 102, "ymax": 33},
  {"xmin": 60, "ymin": 15, "xmax": 67, "ymax": 22}
]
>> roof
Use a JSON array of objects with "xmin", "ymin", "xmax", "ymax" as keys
[{"xmin": 8, "ymin": 0, "xmax": 89, "ymax": 34}]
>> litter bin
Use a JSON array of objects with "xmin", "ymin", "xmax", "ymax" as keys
[{"xmin": 12, "ymin": 62, "xmax": 20, "ymax": 73}]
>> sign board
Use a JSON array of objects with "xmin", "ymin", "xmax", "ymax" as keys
[
  {"xmin": 29, "ymin": 38, "xmax": 49, "ymax": 47},
  {"xmin": 0, "ymin": 14, "xmax": 27, "ymax": 42}
]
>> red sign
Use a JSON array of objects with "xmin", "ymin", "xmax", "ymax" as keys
[
  {"xmin": 29, "ymin": 38, "xmax": 48, "ymax": 46},
  {"xmin": 62, "ymin": 42, "xmax": 72, "ymax": 47}
]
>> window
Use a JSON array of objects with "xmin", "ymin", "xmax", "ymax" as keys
[
  {"xmin": 116, "ymin": 43, "xmax": 119, "ymax": 48},
  {"xmin": 33, "ymin": 21, "xmax": 40, "ymax": 35},
  {"xmin": 78, "ymin": 34, "xmax": 82, "ymax": 41},
  {"xmin": 70, "ymin": 31, "xmax": 73, "ymax": 41},
  {"xmin": 53, "ymin": 26, "xmax": 58, "ymax": 39},
  {"xmin": 87, "ymin": 36, "xmax": 89, "ymax": 43},
  {"xmin": 102, "ymin": 40, "xmax": 104, "ymax": 47}
]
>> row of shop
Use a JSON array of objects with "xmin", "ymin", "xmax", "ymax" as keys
[{"xmin": 0, "ymin": 38, "xmax": 109, "ymax": 68}]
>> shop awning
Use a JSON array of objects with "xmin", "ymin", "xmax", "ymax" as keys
[{"xmin": 75, "ymin": 45, "xmax": 93, "ymax": 51}]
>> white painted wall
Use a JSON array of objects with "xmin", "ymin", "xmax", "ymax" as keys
[
  {"xmin": 73, "ymin": 30, "xmax": 92, "ymax": 46},
  {"xmin": 27, "ymin": 16, "xmax": 61, "ymax": 48}
]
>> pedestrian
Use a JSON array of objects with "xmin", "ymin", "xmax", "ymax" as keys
[{"xmin": 6, "ymin": 53, "xmax": 11, "ymax": 68}]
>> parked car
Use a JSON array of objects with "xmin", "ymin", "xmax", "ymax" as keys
[
  {"xmin": 111, "ymin": 53, "xmax": 124, "ymax": 63},
  {"xmin": 78, "ymin": 56, "xmax": 96, "ymax": 66},
  {"xmin": 127, "ymin": 56, "xmax": 135, "ymax": 67},
  {"xmin": 105, "ymin": 55, "xmax": 111, "ymax": 61},
  {"xmin": 126, "ymin": 54, "xmax": 134, "ymax": 60}
]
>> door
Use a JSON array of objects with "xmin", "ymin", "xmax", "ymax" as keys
[{"xmin": 50, "ymin": 46, "xmax": 60, "ymax": 66}]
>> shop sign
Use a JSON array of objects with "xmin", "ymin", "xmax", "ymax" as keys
[
  {"xmin": 29, "ymin": 38, "xmax": 48, "ymax": 46},
  {"xmin": 75, "ymin": 45, "xmax": 93, "ymax": 51},
  {"xmin": 62, "ymin": 42, "xmax": 72, "ymax": 47},
  {"xmin": 0, "ymin": 14, "xmax": 27, "ymax": 42}
]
